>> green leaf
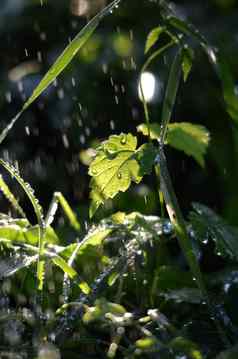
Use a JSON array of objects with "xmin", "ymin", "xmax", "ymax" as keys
[
  {"xmin": 145, "ymin": 26, "xmax": 165, "ymax": 54},
  {"xmin": 137, "ymin": 122, "xmax": 210, "ymax": 166},
  {"xmin": 0, "ymin": 0, "xmax": 121, "ymax": 144},
  {"xmin": 137, "ymin": 122, "xmax": 161, "ymax": 140},
  {"xmin": 167, "ymin": 122, "xmax": 210, "ymax": 167},
  {"xmin": 0, "ymin": 224, "xmax": 58, "ymax": 246},
  {"xmin": 190, "ymin": 203, "xmax": 238, "ymax": 261},
  {"xmin": 182, "ymin": 46, "xmax": 194, "ymax": 82},
  {"xmin": 88, "ymin": 133, "xmax": 156, "ymax": 217},
  {"xmin": 61, "ymin": 227, "xmax": 112, "ymax": 259}
]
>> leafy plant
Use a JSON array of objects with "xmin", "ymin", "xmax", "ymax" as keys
[{"xmin": 0, "ymin": 0, "xmax": 238, "ymax": 358}]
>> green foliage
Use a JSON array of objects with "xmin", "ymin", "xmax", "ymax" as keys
[
  {"xmin": 89, "ymin": 133, "xmax": 156, "ymax": 217},
  {"xmin": 137, "ymin": 122, "xmax": 210, "ymax": 166},
  {"xmin": 0, "ymin": 1, "xmax": 237, "ymax": 358},
  {"xmin": 145, "ymin": 26, "xmax": 165, "ymax": 54},
  {"xmin": 190, "ymin": 203, "xmax": 238, "ymax": 260},
  {"xmin": 182, "ymin": 46, "xmax": 194, "ymax": 82}
]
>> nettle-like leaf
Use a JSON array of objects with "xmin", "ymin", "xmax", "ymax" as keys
[
  {"xmin": 88, "ymin": 133, "xmax": 157, "ymax": 217},
  {"xmin": 190, "ymin": 203, "xmax": 238, "ymax": 261},
  {"xmin": 137, "ymin": 122, "xmax": 210, "ymax": 167},
  {"xmin": 182, "ymin": 46, "xmax": 194, "ymax": 82},
  {"xmin": 145, "ymin": 26, "xmax": 165, "ymax": 54}
]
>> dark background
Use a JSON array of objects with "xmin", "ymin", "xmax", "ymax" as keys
[{"xmin": 0, "ymin": 0, "xmax": 238, "ymax": 227}]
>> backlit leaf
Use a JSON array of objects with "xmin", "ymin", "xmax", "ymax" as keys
[
  {"xmin": 182, "ymin": 46, "xmax": 194, "ymax": 82},
  {"xmin": 89, "ymin": 133, "xmax": 156, "ymax": 217},
  {"xmin": 137, "ymin": 122, "xmax": 210, "ymax": 167},
  {"xmin": 145, "ymin": 26, "xmax": 165, "ymax": 54}
]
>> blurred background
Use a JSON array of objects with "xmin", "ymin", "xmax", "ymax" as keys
[{"xmin": 0, "ymin": 0, "xmax": 238, "ymax": 227}]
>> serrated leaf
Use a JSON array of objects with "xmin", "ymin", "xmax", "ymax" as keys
[
  {"xmin": 137, "ymin": 122, "xmax": 161, "ymax": 140},
  {"xmin": 0, "ymin": 224, "xmax": 58, "ymax": 246},
  {"xmin": 137, "ymin": 122, "xmax": 210, "ymax": 167},
  {"xmin": 167, "ymin": 122, "xmax": 210, "ymax": 167},
  {"xmin": 190, "ymin": 203, "xmax": 238, "ymax": 261},
  {"xmin": 145, "ymin": 26, "xmax": 165, "ymax": 54},
  {"xmin": 88, "ymin": 133, "xmax": 156, "ymax": 217},
  {"xmin": 182, "ymin": 47, "xmax": 194, "ymax": 82}
]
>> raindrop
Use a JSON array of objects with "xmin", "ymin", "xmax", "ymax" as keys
[
  {"xmin": 117, "ymin": 172, "xmax": 122, "ymax": 179},
  {"xmin": 120, "ymin": 134, "xmax": 127, "ymax": 145},
  {"xmin": 25, "ymin": 126, "xmax": 30, "ymax": 136},
  {"xmin": 71, "ymin": 77, "xmax": 76, "ymax": 87},
  {"xmin": 62, "ymin": 134, "xmax": 69, "ymax": 148},
  {"xmin": 162, "ymin": 220, "xmax": 172, "ymax": 235},
  {"xmin": 110, "ymin": 120, "xmax": 115, "ymax": 130},
  {"xmin": 37, "ymin": 51, "xmax": 43, "ymax": 63},
  {"xmin": 40, "ymin": 32, "xmax": 47, "ymax": 41},
  {"xmin": 5, "ymin": 91, "xmax": 12, "ymax": 103}
]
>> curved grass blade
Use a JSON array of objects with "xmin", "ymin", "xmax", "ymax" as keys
[
  {"xmin": 0, "ymin": 174, "xmax": 26, "ymax": 218},
  {"xmin": 0, "ymin": 0, "xmax": 122, "ymax": 145},
  {"xmin": 52, "ymin": 254, "xmax": 90, "ymax": 294},
  {"xmin": 0, "ymin": 159, "xmax": 46, "ymax": 290},
  {"xmin": 160, "ymin": 48, "xmax": 182, "ymax": 146},
  {"xmin": 55, "ymin": 192, "xmax": 80, "ymax": 231}
]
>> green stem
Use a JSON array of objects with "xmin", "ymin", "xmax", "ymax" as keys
[
  {"xmin": 140, "ymin": 41, "xmax": 175, "ymax": 142},
  {"xmin": 157, "ymin": 149, "xmax": 230, "ymax": 347}
]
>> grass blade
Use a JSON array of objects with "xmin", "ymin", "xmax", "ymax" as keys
[
  {"xmin": 0, "ymin": 0, "xmax": 122, "ymax": 145},
  {"xmin": 160, "ymin": 48, "xmax": 182, "ymax": 146},
  {"xmin": 0, "ymin": 159, "xmax": 46, "ymax": 290},
  {"xmin": 0, "ymin": 174, "xmax": 26, "ymax": 218}
]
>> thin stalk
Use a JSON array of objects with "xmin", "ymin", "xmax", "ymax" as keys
[
  {"xmin": 157, "ymin": 149, "xmax": 229, "ymax": 347},
  {"xmin": 139, "ymin": 40, "xmax": 175, "ymax": 142}
]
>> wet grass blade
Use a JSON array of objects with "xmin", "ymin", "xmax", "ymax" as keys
[
  {"xmin": 0, "ymin": 174, "xmax": 26, "ymax": 218},
  {"xmin": 0, "ymin": 0, "xmax": 122, "ymax": 145},
  {"xmin": 160, "ymin": 48, "xmax": 182, "ymax": 145},
  {"xmin": 0, "ymin": 159, "xmax": 46, "ymax": 290}
]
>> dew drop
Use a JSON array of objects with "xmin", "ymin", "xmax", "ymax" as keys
[{"xmin": 120, "ymin": 135, "xmax": 127, "ymax": 145}]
